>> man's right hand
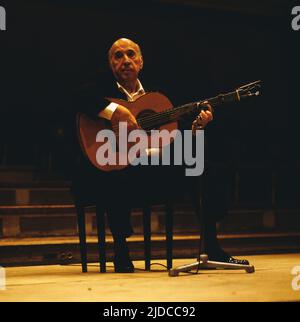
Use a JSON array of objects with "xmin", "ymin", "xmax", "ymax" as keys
[{"xmin": 111, "ymin": 105, "xmax": 139, "ymax": 132}]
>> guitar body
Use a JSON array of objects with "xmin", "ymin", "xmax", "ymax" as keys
[{"xmin": 77, "ymin": 92, "xmax": 177, "ymax": 172}]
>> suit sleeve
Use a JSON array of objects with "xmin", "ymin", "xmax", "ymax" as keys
[{"xmin": 73, "ymin": 81, "xmax": 109, "ymax": 119}]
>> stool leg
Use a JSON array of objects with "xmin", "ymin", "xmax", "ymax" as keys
[
  {"xmin": 143, "ymin": 206, "xmax": 151, "ymax": 271},
  {"xmin": 76, "ymin": 204, "xmax": 87, "ymax": 273},
  {"xmin": 96, "ymin": 206, "xmax": 106, "ymax": 273},
  {"xmin": 165, "ymin": 203, "xmax": 173, "ymax": 270}
]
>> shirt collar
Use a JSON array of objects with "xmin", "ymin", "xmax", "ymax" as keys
[{"xmin": 117, "ymin": 79, "xmax": 145, "ymax": 101}]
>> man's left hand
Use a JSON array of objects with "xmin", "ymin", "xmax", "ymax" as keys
[{"xmin": 192, "ymin": 103, "xmax": 213, "ymax": 134}]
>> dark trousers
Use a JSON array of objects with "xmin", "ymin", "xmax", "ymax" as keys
[{"xmin": 71, "ymin": 157, "xmax": 232, "ymax": 243}]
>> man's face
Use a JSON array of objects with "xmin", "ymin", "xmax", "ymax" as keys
[{"xmin": 109, "ymin": 39, "xmax": 143, "ymax": 83}]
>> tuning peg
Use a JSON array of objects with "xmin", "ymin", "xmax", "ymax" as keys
[{"xmin": 246, "ymin": 91, "xmax": 260, "ymax": 97}]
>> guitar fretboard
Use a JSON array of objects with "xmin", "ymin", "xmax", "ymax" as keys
[{"xmin": 137, "ymin": 90, "xmax": 240, "ymax": 130}]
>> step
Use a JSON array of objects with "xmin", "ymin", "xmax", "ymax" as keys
[
  {"xmin": 1, "ymin": 165, "xmax": 299, "ymax": 208},
  {"xmin": 0, "ymin": 166, "xmax": 35, "ymax": 183},
  {"xmin": 0, "ymin": 166, "xmax": 67, "ymax": 184},
  {"xmin": 0, "ymin": 204, "xmax": 299, "ymax": 239},
  {"xmin": 0, "ymin": 181, "xmax": 72, "ymax": 205},
  {"xmin": 0, "ymin": 204, "xmax": 194, "ymax": 237},
  {"xmin": 1, "ymin": 232, "xmax": 300, "ymax": 267}
]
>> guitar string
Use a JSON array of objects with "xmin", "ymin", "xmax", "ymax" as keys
[
  {"xmin": 107, "ymin": 92, "xmax": 235, "ymax": 132},
  {"xmin": 130, "ymin": 92, "xmax": 238, "ymax": 130},
  {"xmin": 109, "ymin": 99, "xmax": 219, "ymax": 132},
  {"xmin": 109, "ymin": 102, "xmax": 202, "ymax": 132}
]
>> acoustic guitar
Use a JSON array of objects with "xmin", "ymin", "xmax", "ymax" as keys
[{"xmin": 77, "ymin": 80, "xmax": 261, "ymax": 172}]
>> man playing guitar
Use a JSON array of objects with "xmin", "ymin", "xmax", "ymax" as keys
[{"xmin": 72, "ymin": 38, "xmax": 249, "ymax": 272}]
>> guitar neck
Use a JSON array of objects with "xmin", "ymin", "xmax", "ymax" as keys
[{"xmin": 137, "ymin": 89, "xmax": 241, "ymax": 130}]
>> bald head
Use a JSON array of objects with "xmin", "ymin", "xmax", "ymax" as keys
[
  {"xmin": 108, "ymin": 38, "xmax": 143, "ymax": 85},
  {"xmin": 108, "ymin": 38, "xmax": 142, "ymax": 60}
]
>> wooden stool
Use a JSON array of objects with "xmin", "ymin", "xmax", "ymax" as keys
[{"xmin": 75, "ymin": 202, "xmax": 174, "ymax": 273}]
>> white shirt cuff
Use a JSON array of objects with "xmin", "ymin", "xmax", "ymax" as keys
[{"xmin": 98, "ymin": 102, "xmax": 119, "ymax": 120}]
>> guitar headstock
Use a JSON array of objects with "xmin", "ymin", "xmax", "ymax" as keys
[{"xmin": 236, "ymin": 80, "xmax": 261, "ymax": 99}]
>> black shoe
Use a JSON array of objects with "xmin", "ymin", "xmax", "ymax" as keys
[
  {"xmin": 114, "ymin": 259, "xmax": 135, "ymax": 273},
  {"xmin": 113, "ymin": 238, "xmax": 135, "ymax": 273},
  {"xmin": 226, "ymin": 256, "xmax": 249, "ymax": 265},
  {"xmin": 208, "ymin": 250, "xmax": 249, "ymax": 265},
  {"xmin": 113, "ymin": 236, "xmax": 135, "ymax": 273}
]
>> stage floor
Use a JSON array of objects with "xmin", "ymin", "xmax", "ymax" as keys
[{"xmin": 1, "ymin": 253, "xmax": 300, "ymax": 302}]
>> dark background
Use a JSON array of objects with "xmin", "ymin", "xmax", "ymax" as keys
[{"xmin": 0, "ymin": 0, "xmax": 298, "ymax": 190}]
